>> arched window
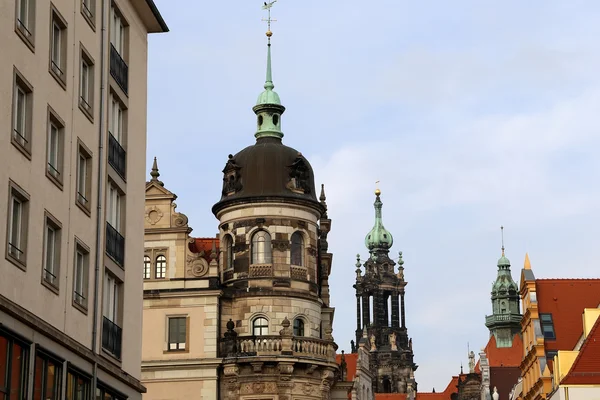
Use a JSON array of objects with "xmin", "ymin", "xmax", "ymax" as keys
[
  {"xmin": 383, "ymin": 377, "xmax": 391, "ymax": 393},
  {"xmin": 143, "ymin": 256, "xmax": 151, "ymax": 279},
  {"xmin": 224, "ymin": 235, "xmax": 233, "ymax": 270},
  {"xmin": 293, "ymin": 318, "xmax": 304, "ymax": 336},
  {"xmin": 155, "ymin": 255, "xmax": 167, "ymax": 279},
  {"xmin": 290, "ymin": 231, "xmax": 304, "ymax": 266},
  {"xmin": 251, "ymin": 231, "xmax": 272, "ymax": 264},
  {"xmin": 253, "ymin": 317, "xmax": 269, "ymax": 336}
]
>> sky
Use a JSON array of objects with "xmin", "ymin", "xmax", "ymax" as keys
[{"xmin": 146, "ymin": 0, "xmax": 600, "ymax": 391}]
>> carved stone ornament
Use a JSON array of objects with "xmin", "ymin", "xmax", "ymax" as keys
[
  {"xmin": 252, "ymin": 382, "xmax": 265, "ymax": 393},
  {"xmin": 145, "ymin": 206, "xmax": 163, "ymax": 225},
  {"xmin": 222, "ymin": 154, "xmax": 242, "ymax": 196},
  {"xmin": 301, "ymin": 382, "xmax": 314, "ymax": 395},
  {"xmin": 171, "ymin": 203, "xmax": 189, "ymax": 227},
  {"xmin": 186, "ymin": 253, "xmax": 209, "ymax": 277},
  {"xmin": 286, "ymin": 153, "xmax": 311, "ymax": 194}
]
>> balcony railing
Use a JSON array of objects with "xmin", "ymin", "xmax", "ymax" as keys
[
  {"xmin": 485, "ymin": 314, "xmax": 522, "ymax": 326},
  {"xmin": 109, "ymin": 44, "xmax": 128, "ymax": 94},
  {"xmin": 108, "ymin": 133, "xmax": 126, "ymax": 179},
  {"xmin": 224, "ymin": 336, "xmax": 333, "ymax": 361},
  {"xmin": 106, "ymin": 223, "xmax": 125, "ymax": 267},
  {"xmin": 102, "ymin": 317, "xmax": 122, "ymax": 359}
]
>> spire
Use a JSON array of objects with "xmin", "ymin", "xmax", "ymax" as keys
[
  {"xmin": 524, "ymin": 253, "xmax": 531, "ymax": 269},
  {"xmin": 497, "ymin": 226, "xmax": 510, "ymax": 268},
  {"xmin": 320, "ymin": 184, "xmax": 328, "ymax": 217},
  {"xmin": 150, "ymin": 157, "xmax": 164, "ymax": 186},
  {"xmin": 253, "ymin": 1, "xmax": 285, "ymax": 140},
  {"xmin": 364, "ymin": 189, "xmax": 393, "ymax": 254}
]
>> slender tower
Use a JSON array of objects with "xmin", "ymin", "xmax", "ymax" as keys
[
  {"xmin": 353, "ymin": 189, "xmax": 417, "ymax": 394},
  {"xmin": 213, "ymin": 2, "xmax": 339, "ymax": 399},
  {"xmin": 485, "ymin": 227, "xmax": 522, "ymax": 347}
]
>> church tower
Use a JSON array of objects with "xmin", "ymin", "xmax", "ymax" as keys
[
  {"xmin": 353, "ymin": 190, "xmax": 417, "ymax": 394},
  {"xmin": 213, "ymin": 4, "xmax": 340, "ymax": 399},
  {"xmin": 484, "ymin": 228, "xmax": 521, "ymax": 347}
]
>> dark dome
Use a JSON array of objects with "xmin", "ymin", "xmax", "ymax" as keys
[{"xmin": 212, "ymin": 137, "xmax": 323, "ymax": 215}]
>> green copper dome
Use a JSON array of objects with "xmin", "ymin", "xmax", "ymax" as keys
[
  {"xmin": 365, "ymin": 191, "xmax": 393, "ymax": 253},
  {"xmin": 497, "ymin": 255, "xmax": 510, "ymax": 267}
]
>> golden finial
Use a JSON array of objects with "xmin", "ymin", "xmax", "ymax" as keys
[
  {"xmin": 262, "ymin": 1, "xmax": 277, "ymax": 41},
  {"xmin": 266, "ymin": 30, "xmax": 272, "ymax": 37},
  {"xmin": 375, "ymin": 180, "xmax": 381, "ymax": 196}
]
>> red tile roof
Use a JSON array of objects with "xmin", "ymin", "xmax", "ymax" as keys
[
  {"xmin": 484, "ymin": 334, "xmax": 523, "ymax": 367},
  {"xmin": 188, "ymin": 237, "xmax": 219, "ymax": 262},
  {"xmin": 375, "ymin": 394, "xmax": 407, "ymax": 400},
  {"xmin": 561, "ymin": 315, "xmax": 600, "ymax": 385},
  {"xmin": 336, "ymin": 352, "xmax": 358, "ymax": 382},
  {"xmin": 417, "ymin": 376, "xmax": 460, "ymax": 399},
  {"xmin": 537, "ymin": 279, "xmax": 600, "ymax": 354}
]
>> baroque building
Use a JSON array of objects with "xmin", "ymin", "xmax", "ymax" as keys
[
  {"xmin": 0, "ymin": 0, "xmax": 167, "ymax": 399},
  {"xmin": 352, "ymin": 190, "xmax": 417, "ymax": 395},
  {"xmin": 141, "ymin": 8, "xmax": 351, "ymax": 399}
]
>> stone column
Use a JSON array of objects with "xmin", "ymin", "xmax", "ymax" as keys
[
  {"xmin": 362, "ymin": 295, "xmax": 370, "ymax": 327},
  {"xmin": 375, "ymin": 290, "xmax": 387, "ymax": 327},
  {"xmin": 383, "ymin": 293, "xmax": 389, "ymax": 326},
  {"xmin": 391, "ymin": 293, "xmax": 400, "ymax": 328},
  {"xmin": 400, "ymin": 292, "xmax": 406, "ymax": 328},
  {"xmin": 356, "ymin": 295, "xmax": 361, "ymax": 331}
]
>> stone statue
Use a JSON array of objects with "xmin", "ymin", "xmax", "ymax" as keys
[
  {"xmin": 408, "ymin": 338, "xmax": 412, "ymax": 350},
  {"xmin": 350, "ymin": 340, "xmax": 356, "ymax": 353},
  {"xmin": 389, "ymin": 332, "xmax": 397, "ymax": 351},
  {"xmin": 492, "ymin": 387, "xmax": 499, "ymax": 400},
  {"xmin": 468, "ymin": 350, "xmax": 475, "ymax": 373},
  {"xmin": 370, "ymin": 334, "xmax": 377, "ymax": 351}
]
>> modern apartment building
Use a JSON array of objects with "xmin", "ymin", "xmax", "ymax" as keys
[{"xmin": 0, "ymin": 0, "xmax": 167, "ymax": 399}]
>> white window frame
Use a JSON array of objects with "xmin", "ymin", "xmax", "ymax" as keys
[
  {"xmin": 13, "ymin": 86, "xmax": 27, "ymax": 146},
  {"xmin": 43, "ymin": 218, "xmax": 60, "ymax": 288},
  {"xmin": 8, "ymin": 196, "xmax": 23, "ymax": 260},
  {"xmin": 77, "ymin": 153, "xmax": 87, "ymax": 203},
  {"xmin": 16, "ymin": 0, "xmax": 34, "ymax": 38},
  {"xmin": 143, "ymin": 255, "xmax": 151, "ymax": 279},
  {"xmin": 74, "ymin": 245, "xmax": 88, "ymax": 308},
  {"xmin": 47, "ymin": 122, "xmax": 60, "ymax": 178},
  {"xmin": 51, "ymin": 22, "xmax": 62, "ymax": 73},
  {"xmin": 103, "ymin": 272, "xmax": 119, "ymax": 323},
  {"xmin": 106, "ymin": 183, "xmax": 121, "ymax": 232},
  {"xmin": 80, "ymin": 59, "xmax": 91, "ymax": 108},
  {"xmin": 110, "ymin": 7, "xmax": 124, "ymax": 55},
  {"xmin": 110, "ymin": 95, "xmax": 124, "ymax": 143}
]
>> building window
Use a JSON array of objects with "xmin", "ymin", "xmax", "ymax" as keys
[
  {"xmin": 46, "ymin": 108, "xmax": 65, "ymax": 187},
  {"xmin": 12, "ymin": 70, "xmax": 33, "ymax": 156},
  {"xmin": 168, "ymin": 317, "xmax": 187, "ymax": 351},
  {"xmin": 251, "ymin": 231, "xmax": 272, "ymax": 264},
  {"xmin": 76, "ymin": 141, "xmax": 92, "ymax": 213},
  {"xmin": 253, "ymin": 317, "xmax": 269, "ymax": 336},
  {"xmin": 6, "ymin": 182, "xmax": 29, "ymax": 267},
  {"xmin": 42, "ymin": 213, "xmax": 62, "ymax": 291},
  {"xmin": 33, "ymin": 351, "xmax": 63, "ymax": 400},
  {"xmin": 106, "ymin": 183, "xmax": 121, "ymax": 232},
  {"xmin": 540, "ymin": 313, "xmax": 556, "ymax": 340},
  {"xmin": 290, "ymin": 231, "xmax": 304, "ymax": 266},
  {"xmin": 143, "ymin": 256, "xmax": 151, "ymax": 279},
  {"xmin": 109, "ymin": 6, "xmax": 128, "ymax": 93},
  {"xmin": 73, "ymin": 241, "xmax": 89, "ymax": 310},
  {"xmin": 66, "ymin": 369, "xmax": 91, "ymax": 400},
  {"xmin": 102, "ymin": 271, "xmax": 122, "ymax": 359},
  {"xmin": 0, "ymin": 328, "xmax": 30, "ymax": 400},
  {"xmin": 224, "ymin": 235, "xmax": 233, "ymax": 270},
  {"xmin": 108, "ymin": 94, "xmax": 126, "ymax": 178},
  {"xmin": 81, "ymin": 0, "xmax": 95, "ymax": 28},
  {"xmin": 49, "ymin": 6, "xmax": 67, "ymax": 86},
  {"xmin": 15, "ymin": 0, "xmax": 35, "ymax": 49},
  {"xmin": 293, "ymin": 318, "xmax": 304, "ymax": 336},
  {"xmin": 79, "ymin": 46, "xmax": 95, "ymax": 120},
  {"xmin": 96, "ymin": 385, "xmax": 125, "ymax": 400},
  {"xmin": 155, "ymin": 255, "xmax": 167, "ymax": 279}
]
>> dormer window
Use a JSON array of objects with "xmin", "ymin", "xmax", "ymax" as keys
[{"xmin": 251, "ymin": 230, "xmax": 272, "ymax": 264}]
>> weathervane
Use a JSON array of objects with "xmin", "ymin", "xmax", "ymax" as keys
[
  {"xmin": 375, "ymin": 180, "xmax": 381, "ymax": 196},
  {"xmin": 501, "ymin": 226, "xmax": 505, "ymax": 256},
  {"xmin": 262, "ymin": 0, "xmax": 278, "ymax": 41}
]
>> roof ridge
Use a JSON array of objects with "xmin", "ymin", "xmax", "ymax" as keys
[
  {"xmin": 561, "ymin": 315, "xmax": 600, "ymax": 384},
  {"xmin": 537, "ymin": 278, "xmax": 600, "ymax": 282}
]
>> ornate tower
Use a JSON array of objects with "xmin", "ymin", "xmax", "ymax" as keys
[
  {"xmin": 213, "ymin": 4, "xmax": 340, "ymax": 399},
  {"xmin": 353, "ymin": 190, "xmax": 417, "ymax": 394},
  {"xmin": 484, "ymin": 229, "xmax": 521, "ymax": 348}
]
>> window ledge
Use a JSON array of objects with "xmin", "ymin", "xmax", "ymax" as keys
[
  {"xmin": 14, "ymin": 24, "xmax": 35, "ymax": 53},
  {"xmin": 11, "ymin": 137, "xmax": 31, "ymax": 160},
  {"xmin": 76, "ymin": 198, "xmax": 92, "ymax": 217},
  {"xmin": 41, "ymin": 278, "xmax": 60, "ymax": 295},
  {"xmin": 49, "ymin": 64, "xmax": 67, "ymax": 90},
  {"xmin": 46, "ymin": 168, "xmax": 64, "ymax": 191},
  {"xmin": 79, "ymin": 99, "xmax": 94, "ymax": 123},
  {"xmin": 100, "ymin": 348, "xmax": 122, "ymax": 365},
  {"xmin": 163, "ymin": 348, "xmax": 189, "ymax": 354},
  {"xmin": 72, "ymin": 298, "xmax": 88, "ymax": 315},
  {"xmin": 81, "ymin": 6, "xmax": 96, "ymax": 31},
  {"xmin": 5, "ymin": 252, "xmax": 27, "ymax": 272}
]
